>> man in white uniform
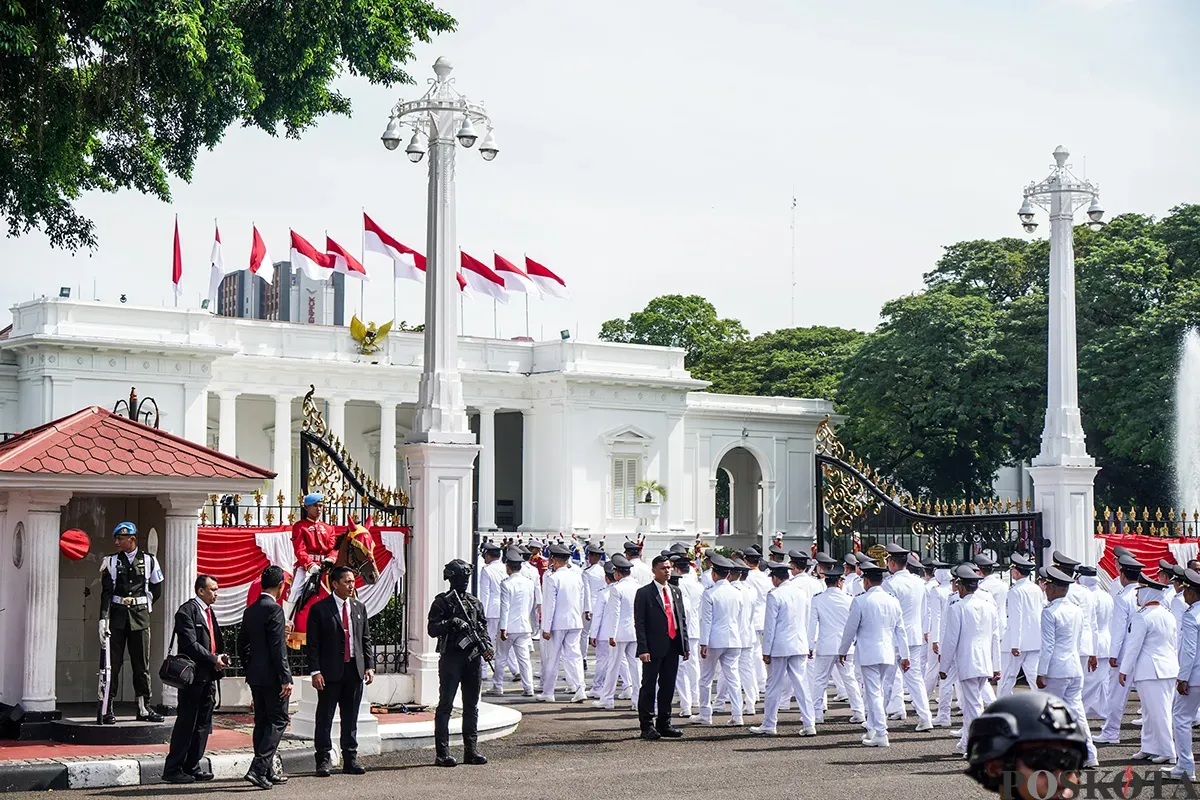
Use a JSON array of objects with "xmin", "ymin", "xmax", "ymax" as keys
[
  {"xmin": 926, "ymin": 558, "xmax": 953, "ymax": 709},
  {"xmin": 1078, "ymin": 564, "xmax": 1114, "ymax": 718},
  {"xmin": 1168, "ymin": 567, "xmax": 1200, "ymax": 780},
  {"xmin": 1097, "ymin": 554, "xmax": 1144, "ymax": 743},
  {"xmin": 478, "ymin": 542, "xmax": 506, "ymax": 687},
  {"xmin": 581, "ymin": 543, "xmax": 607, "ymax": 675},
  {"xmin": 671, "ymin": 554, "xmax": 703, "ymax": 716},
  {"xmin": 938, "ymin": 564, "xmax": 1001, "ymax": 757},
  {"xmin": 496, "ymin": 548, "xmax": 536, "ymax": 696},
  {"xmin": 809, "ymin": 564, "xmax": 864, "ymax": 723},
  {"xmin": 598, "ymin": 554, "xmax": 641, "ymax": 710},
  {"xmin": 751, "ymin": 562, "xmax": 816, "ymax": 736},
  {"xmin": 1037, "ymin": 565, "xmax": 1100, "ymax": 768},
  {"xmin": 882, "ymin": 546, "xmax": 934, "ymax": 731},
  {"xmin": 589, "ymin": 562, "xmax": 616, "ymax": 699},
  {"xmin": 539, "ymin": 544, "xmax": 587, "ymax": 703},
  {"xmin": 625, "ymin": 542, "xmax": 653, "ymax": 586},
  {"xmin": 843, "ymin": 554, "xmax": 864, "ymax": 598},
  {"xmin": 840, "ymin": 564, "xmax": 910, "ymax": 748},
  {"xmin": 1051, "ymin": 551, "xmax": 1100, "ymax": 704},
  {"xmin": 998, "ymin": 552, "xmax": 1042, "ymax": 697},
  {"xmin": 697, "ymin": 554, "xmax": 744, "ymax": 726},
  {"xmin": 1119, "ymin": 572, "xmax": 1179, "ymax": 764},
  {"xmin": 744, "ymin": 549, "xmax": 772, "ymax": 694}
]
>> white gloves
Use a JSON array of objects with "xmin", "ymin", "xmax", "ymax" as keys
[
  {"xmin": 99, "ymin": 618, "xmax": 110, "ymax": 639},
  {"xmin": 307, "ymin": 563, "xmax": 321, "ymax": 575}
]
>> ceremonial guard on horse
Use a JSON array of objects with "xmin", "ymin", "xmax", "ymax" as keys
[{"xmin": 98, "ymin": 521, "xmax": 164, "ymax": 724}]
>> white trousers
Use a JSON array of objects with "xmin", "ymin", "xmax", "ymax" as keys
[
  {"xmin": 1100, "ymin": 667, "xmax": 1133, "ymax": 740},
  {"xmin": 738, "ymin": 646, "xmax": 759, "ymax": 710},
  {"xmin": 591, "ymin": 637, "xmax": 611, "ymax": 693},
  {"xmin": 539, "ymin": 628, "xmax": 584, "ymax": 699},
  {"xmin": 860, "ymin": 663, "xmax": 895, "ymax": 741},
  {"xmin": 1174, "ymin": 685, "xmax": 1200, "ymax": 777},
  {"xmin": 1082, "ymin": 659, "xmax": 1111, "ymax": 718},
  {"xmin": 675, "ymin": 637, "xmax": 701, "ymax": 713},
  {"xmin": 811, "ymin": 654, "xmax": 863, "ymax": 718},
  {"xmin": 935, "ymin": 662, "xmax": 958, "ymax": 724},
  {"xmin": 485, "ymin": 617, "xmax": 500, "ymax": 679},
  {"xmin": 494, "ymin": 632, "xmax": 533, "ymax": 693},
  {"xmin": 1136, "ymin": 677, "xmax": 1177, "ymax": 761},
  {"xmin": 1044, "ymin": 676, "xmax": 1098, "ymax": 762},
  {"xmin": 956, "ymin": 676, "xmax": 989, "ymax": 750},
  {"xmin": 763, "ymin": 655, "xmax": 813, "ymax": 730},
  {"xmin": 886, "ymin": 647, "xmax": 932, "ymax": 725},
  {"xmin": 752, "ymin": 630, "xmax": 767, "ymax": 692},
  {"xmin": 924, "ymin": 644, "xmax": 940, "ymax": 699},
  {"xmin": 998, "ymin": 649, "xmax": 1040, "ymax": 697},
  {"xmin": 601, "ymin": 640, "xmax": 640, "ymax": 707},
  {"xmin": 699, "ymin": 647, "xmax": 743, "ymax": 723}
]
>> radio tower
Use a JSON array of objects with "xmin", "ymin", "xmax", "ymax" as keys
[{"xmin": 790, "ymin": 190, "xmax": 797, "ymax": 328}]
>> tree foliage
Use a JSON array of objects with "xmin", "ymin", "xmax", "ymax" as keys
[
  {"xmin": 1, "ymin": 0, "xmax": 455, "ymax": 250},
  {"xmin": 598, "ymin": 294, "xmax": 748, "ymax": 367},
  {"xmin": 697, "ymin": 326, "xmax": 864, "ymax": 401}
]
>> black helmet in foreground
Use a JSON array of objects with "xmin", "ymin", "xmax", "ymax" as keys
[
  {"xmin": 966, "ymin": 691, "xmax": 1089, "ymax": 791},
  {"xmin": 443, "ymin": 559, "xmax": 472, "ymax": 582}
]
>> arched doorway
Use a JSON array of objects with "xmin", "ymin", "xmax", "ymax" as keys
[{"xmin": 715, "ymin": 446, "xmax": 763, "ymax": 537}]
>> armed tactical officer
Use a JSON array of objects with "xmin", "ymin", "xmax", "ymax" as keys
[
  {"xmin": 99, "ymin": 521, "xmax": 164, "ymax": 723},
  {"xmin": 428, "ymin": 559, "xmax": 493, "ymax": 768}
]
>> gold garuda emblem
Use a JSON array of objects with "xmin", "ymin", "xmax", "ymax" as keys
[{"xmin": 350, "ymin": 315, "xmax": 393, "ymax": 355}]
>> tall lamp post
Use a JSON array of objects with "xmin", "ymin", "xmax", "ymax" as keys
[
  {"xmin": 1020, "ymin": 145, "xmax": 1106, "ymax": 566},
  {"xmin": 381, "ymin": 57, "xmax": 498, "ymax": 705}
]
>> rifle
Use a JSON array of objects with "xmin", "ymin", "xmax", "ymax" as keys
[
  {"xmin": 450, "ymin": 590, "xmax": 494, "ymax": 666},
  {"xmin": 97, "ymin": 627, "xmax": 112, "ymax": 724}
]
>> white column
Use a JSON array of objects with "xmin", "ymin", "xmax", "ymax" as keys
[
  {"xmin": 703, "ymin": 477, "xmax": 718, "ymax": 541},
  {"xmin": 217, "ymin": 390, "xmax": 238, "ymax": 456},
  {"xmin": 327, "ymin": 396, "xmax": 346, "ymax": 443},
  {"xmin": 22, "ymin": 490, "xmax": 71, "ymax": 713},
  {"xmin": 157, "ymin": 493, "xmax": 207, "ymax": 709},
  {"xmin": 378, "ymin": 400, "xmax": 398, "ymax": 489},
  {"xmin": 664, "ymin": 412, "xmax": 685, "ymax": 529},
  {"xmin": 519, "ymin": 408, "xmax": 536, "ymax": 531},
  {"xmin": 477, "ymin": 406, "xmax": 497, "ymax": 531},
  {"xmin": 400, "ymin": 441, "xmax": 480, "ymax": 706},
  {"xmin": 183, "ymin": 384, "xmax": 209, "ymax": 445},
  {"xmin": 273, "ymin": 395, "xmax": 293, "ymax": 505},
  {"xmin": 1029, "ymin": 153, "xmax": 1097, "ymax": 565},
  {"xmin": 761, "ymin": 479, "xmax": 775, "ymax": 558}
]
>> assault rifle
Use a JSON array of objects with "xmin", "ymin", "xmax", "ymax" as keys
[
  {"xmin": 450, "ymin": 590, "xmax": 494, "ymax": 666},
  {"xmin": 97, "ymin": 626, "xmax": 112, "ymax": 724}
]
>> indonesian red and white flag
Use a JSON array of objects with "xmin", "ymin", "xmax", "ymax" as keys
[
  {"xmin": 460, "ymin": 251, "xmax": 509, "ymax": 303},
  {"xmin": 249, "ymin": 226, "xmax": 274, "ymax": 285},
  {"xmin": 207, "ymin": 224, "xmax": 225, "ymax": 308},
  {"xmin": 494, "ymin": 253, "xmax": 540, "ymax": 296},
  {"xmin": 525, "ymin": 256, "xmax": 569, "ymax": 299},
  {"xmin": 290, "ymin": 230, "xmax": 334, "ymax": 281},
  {"xmin": 457, "ymin": 272, "xmax": 467, "ymax": 291},
  {"xmin": 363, "ymin": 212, "xmax": 425, "ymax": 283},
  {"xmin": 326, "ymin": 236, "xmax": 369, "ymax": 281},
  {"xmin": 171, "ymin": 217, "xmax": 183, "ymax": 297}
]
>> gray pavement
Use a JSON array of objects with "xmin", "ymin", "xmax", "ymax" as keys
[{"xmin": 4, "ymin": 694, "xmax": 1161, "ymax": 800}]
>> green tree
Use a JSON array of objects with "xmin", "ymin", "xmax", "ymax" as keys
[
  {"xmin": 598, "ymin": 294, "xmax": 748, "ymax": 367},
  {"xmin": 2, "ymin": 0, "xmax": 455, "ymax": 250},
  {"xmin": 697, "ymin": 326, "xmax": 865, "ymax": 400}
]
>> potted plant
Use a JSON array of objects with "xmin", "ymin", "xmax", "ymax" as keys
[{"xmin": 635, "ymin": 479, "xmax": 666, "ymax": 522}]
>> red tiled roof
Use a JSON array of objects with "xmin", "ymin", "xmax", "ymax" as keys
[{"xmin": 0, "ymin": 407, "xmax": 275, "ymax": 480}]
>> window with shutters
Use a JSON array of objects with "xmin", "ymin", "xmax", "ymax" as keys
[{"xmin": 611, "ymin": 456, "xmax": 641, "ymax": 518}]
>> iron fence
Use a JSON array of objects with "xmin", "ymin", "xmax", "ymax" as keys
[{"xmin": 200, "ymin": 491, "xmax": 408, "ymax": 529}]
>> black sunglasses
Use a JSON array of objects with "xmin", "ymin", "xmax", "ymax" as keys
[{"xmin": 1019, "ymin": 748, "xmax": 1085, "ymax": 773}]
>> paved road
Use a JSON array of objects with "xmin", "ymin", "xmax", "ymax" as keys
[{"xmin": 7, "ymin": 697, "xmax": 1155, "ymax": 799}]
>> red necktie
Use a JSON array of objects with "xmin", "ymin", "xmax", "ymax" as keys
[
  {"xmin": 663, "ymin": 586, "xmax": 676, "ymax": 639},
  {"xmin": 205, "ymin": 605, "xmax": 216, "ymax": 654},
  {"xmin": 342, "ymin": 600, "xmax": 351, "ymax": 662}
]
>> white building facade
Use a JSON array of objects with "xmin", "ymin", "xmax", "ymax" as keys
[{"xmin": 0, "ymin": 298, "xmax": 833, "ymax": 552}]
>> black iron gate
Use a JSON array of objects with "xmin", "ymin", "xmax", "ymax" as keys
[{"xmin": 814, "ymin": 418, "xmax": 1044, "ymax": 566}]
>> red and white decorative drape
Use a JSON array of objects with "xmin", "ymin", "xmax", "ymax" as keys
[{"xmin": 197, "ymin": 525, "xmax": 408, "ymax": 626}]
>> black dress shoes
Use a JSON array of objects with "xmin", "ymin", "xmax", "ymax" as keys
[
  {"xmin": 314, "ymin": 757, "xmax": 332, "ymax": 778},
  {"xmin": 268, "ymin": 772, "xmax": 289, "ymax": 784},
  {"xmin": 342, "ymin": 758, "xmax": 366, "ymax": 775},
  {"xmin": 463, "ymin": 752, "xmax": 488, "ymax": 765},
  {"xmin": 161, "ymin": 771, "xmax": 195, "ymax": 784},
  {"xmin": 640, "ymin": 728, "xmax": 663, "ymax": 741},
  {"xmin": 189, "ymin": 769, "xmax": 215, "ymax": 781},
  {"xmin": 244, "ymin": 771, "xmax": 273, "ymax": 790},
  {"xmin": 101, "ymin": 713, "xmax": 116, "ymax": 725},
  {"xmin": 657, "ymin": 726, "xmax": 684, "ymax": 738},
  {"xmin": 137, "ymin": 710, "xmax": 165, "ymax": 723},
  {"xmin": 435, "ymin": 755, "xmax": 458, "ymax": 767}
]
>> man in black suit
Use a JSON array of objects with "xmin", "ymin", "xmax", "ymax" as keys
[
  {"xmin": 633, "ymin": 555, "xmax": 689, "ymax": 740},
  {"xmin": 163, "ymin": 574, "xmax": 229, "ymax": 783},
  {"xmin": 239, "ymin": 565, "xmax": 293, "ymax": 790},
  {"xmin": 306, "ymin": 565, "xmax": 375, "ymax": 777}
]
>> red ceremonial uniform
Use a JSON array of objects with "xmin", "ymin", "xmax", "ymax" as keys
[{"xmin": 291, "ymin": 518, "xmax": 338, "ymax": 571}]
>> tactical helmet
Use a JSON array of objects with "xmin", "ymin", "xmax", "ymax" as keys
[
  {"xmin": 966, "ymin": 691, "xmax": 1089, "ymax": 791},
  {"xmin": 443, "ymin": 559, "xmax": 472, "ymax": 582}
]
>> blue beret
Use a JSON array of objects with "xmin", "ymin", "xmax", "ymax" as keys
[
  {"xmin": 303, "ymin": 493, "xmax": 323, "ymax": 506},
  {"xmin": 112, "ymin": 521, "xmax": 137, "ymax": 537}
]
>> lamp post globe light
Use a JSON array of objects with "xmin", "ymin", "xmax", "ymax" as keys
[
  {"xmin": 1020, "ymin": 146, "xmax": 1104, "ymax": 567},
  {"xmin": 381, "ymin": 56, "xmax": 497, "ymax": 444}
]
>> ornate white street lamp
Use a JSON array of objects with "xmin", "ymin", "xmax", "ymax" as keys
[
  {"xmin": 1020, "ymin": 146, "xmax": 1104, "ymax": 566},
  {"xmin": 381, "ymin": 56, "xmax": 497, "ymax": 442},
  {"xmin": 380, "ymin": 58, "xmax": 496, "ymax": 708}
]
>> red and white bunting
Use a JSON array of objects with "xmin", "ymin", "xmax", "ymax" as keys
[
  {"xmin": 494, "ymin": 253, "xmax": 540, "ymax": 296},
  {"xmin": 326, "ymin": 236, "xmax": 369, "ymax": 281},
  {"xmin": 290, "ymin": 230, "xmax": 334, "ymax": 281},
  {"xmin": 460, "ymin": 251, "xmax": 509, "ymax": 303},
  {"xmin": 207, "ymin": 223, "xmax": 225, "ymax": 308},
  {"xmin": 171, "ymin": 217, "xmax": 183, "ymax": 297},
  {"xmin": 363, "ymin": 212, "xmax": 425, "ymax": 283},
  {"xmin": 249, "ymin": 225, "xmax": 274, "ymax": 285},
  {"xmin": 525, "ymin": 257, "xmax": 569, "ymax": 299}
]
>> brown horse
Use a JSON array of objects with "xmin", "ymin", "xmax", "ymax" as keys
[{"xmin": 286, "ymin": 520, "xmax": 379, "ymax": 648}]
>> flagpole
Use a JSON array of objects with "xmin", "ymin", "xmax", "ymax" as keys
[
  {"xmin": 173, "ymin": 213, "xmax": 179, "ymax": 308},
  {"xmin": 524, "ymin": 292, "xmax": 530, "ymax": 338},
  {"xmin": 493, "ymin": 298, "xmax": 498, "ymax": 339},
  {"xmin": 359, "ymin": 209, "xmax": 366, "ymax": 323}
]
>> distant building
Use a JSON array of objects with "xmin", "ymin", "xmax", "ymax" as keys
[{"xmin": 215, "ymin": 263, "xmax": 345, "ymax": 326}]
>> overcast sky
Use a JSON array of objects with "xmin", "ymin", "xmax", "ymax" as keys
[{"xmin": 4, "ymin": 0, "xmax": 1197, "ymax": 341}]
